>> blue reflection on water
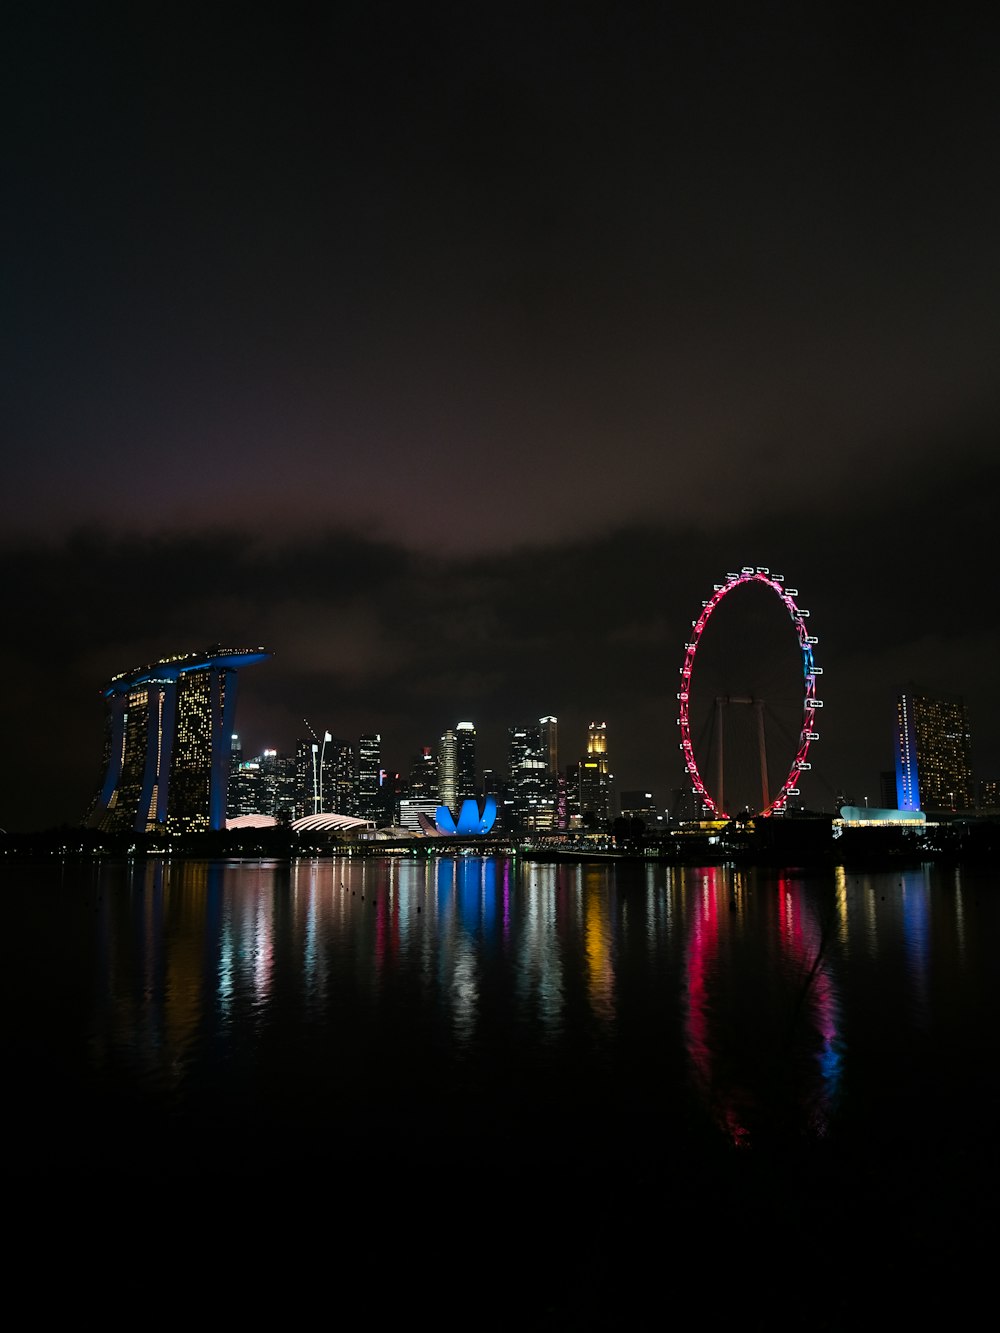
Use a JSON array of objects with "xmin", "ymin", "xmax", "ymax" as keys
[{"xmin": 10, "ymin": 854, "xmax": 1000, "ymax": 1192}]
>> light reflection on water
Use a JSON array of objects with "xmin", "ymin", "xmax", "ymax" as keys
[
  {"xmin": 683, "ymin": 863, "xmax": 845, "ymax": 1148},
  {"xmin": 8, "ymin": 854, "xmax": 1000, "ymax": 1190},
  {"xmin": 8, "ymin": 852, "xmax": 999, "ymax": 1329}
]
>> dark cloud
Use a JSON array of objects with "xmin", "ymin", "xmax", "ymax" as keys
[{"xmin": 7, "ymin": 7, "xmax": 1000, "ymax": 544}]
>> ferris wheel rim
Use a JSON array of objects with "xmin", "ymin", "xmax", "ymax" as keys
[{"xmin": 676, "ymin": 567, "xmax": 820, "ymax": 819}]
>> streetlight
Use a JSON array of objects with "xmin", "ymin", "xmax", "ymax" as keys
[{"xmin": 319, "ymin": 731, "xmax": 332, "ymax": 812}]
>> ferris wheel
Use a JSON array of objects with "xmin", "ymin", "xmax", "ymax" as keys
[{"xmin": 677, "ymin": 567, "xmax": 822, "ymax": 819}]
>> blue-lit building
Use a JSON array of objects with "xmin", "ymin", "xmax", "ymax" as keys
[
  {"xmin": 895, "ymin": 690, "xmax": 974, "ymax": 813},
  {"xmin": 89, "ymin": 646, "xmax": 271, "ymax": 834}
]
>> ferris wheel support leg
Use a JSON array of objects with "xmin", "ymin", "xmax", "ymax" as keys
[{"xmin": 756, "ymin": 700, "xmax": 769, "ymax": 814}]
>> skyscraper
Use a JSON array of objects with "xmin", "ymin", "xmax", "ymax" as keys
[
  {"xmin": 578, "ymin": 720, "xmax": 613, "ymax": 827},
  {"xmin": 400, "ymin": 747, "xmax": 439, "ymax": 832},
  {"xmin": 357, "ymin": 733, "xmax": 382, "ymax": 820},
  {"xmin": 456, "ymin": 721, "xmax": 478, "ymax": 801},
  {"xmin": 227, "ymin": 733, "xmax": 244, "ymax": 817},
  {"xmin": 295, "ymin": 739, "xmax": 314, "ymax": 818},
  {"xmin": 587, "ymin": 720, "xmax": 608, "ymax": 759},
  {"xmin": 539, "ymin": 715, "xmax": 558, "ymax": 775},
  {"xmin": 228, "ymin": 741, "xmax": 299, "ymax": 820},
  {"xmin": 507, "ymin": 719, "xmax": 558, "ymax": 831},
  {"xmin": 89, "ymin": 646, "xmax": 271, "ymax": 834},
  {"xmin": 438, "ymin": 721, "xmax": 478, "ymax": 811},
  {"xmin": 324, "ymin": 736, "xmax": 358, "ymax": 816},
  {"xmin": 408, "ymin": 746, "xmax": 439, "ymax": 801},
  {"xmin": 507, "ymin": 723, "xmax": 543, "ymax": 830},
  {"xmin": 895, "ymin": 691, "xmax": 974, "ymax": 813},
  {"xmin": 437, "ymin": 729, "xmax": 458, "ymax": 810}
]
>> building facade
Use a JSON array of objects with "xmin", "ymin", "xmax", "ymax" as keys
[
  {"xmin": 408, "ymin": 746, "xmax": 439, "ymax": 802},
  {"xmin": 89, "ymin": 646, "xmax": 271, "ymax": 834},
  {"xmin": 539, "ymin": 715, "xmax": 558, "ymax": 776},
  {"xmin": 357, "ymin": 733, "xmax": 383, "ymax": 821},
  {"xmin": 895, "ymin": 691, "xmax": 974, "ymax": 813},
  {"xmin": 578, "ymin": 720, "xmax": 613, "ymax": 827},
  {"xmin": 437, "ymin": 729, "xmax": 458, "ymax": 810},
  {"xmin": 456, "ymin": 721, "xmax": 478, "ymax": 802},
  {"xmin": 507, "ymin": 718, "xmax": 559, "ymax": 831}
]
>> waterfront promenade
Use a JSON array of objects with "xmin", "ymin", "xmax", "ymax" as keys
[{"xmin": 4, "ymin": 812, "xmax": 998, "ymax": 865}]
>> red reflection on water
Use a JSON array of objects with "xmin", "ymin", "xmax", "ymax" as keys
[{"xmin": 683, "ymin": 869, "xmax": 840, "ymax": 1148}]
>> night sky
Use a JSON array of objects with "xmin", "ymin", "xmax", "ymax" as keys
[{"xmin": 4, "ymin": 5, "xmax": 1000, "ymax": 832}]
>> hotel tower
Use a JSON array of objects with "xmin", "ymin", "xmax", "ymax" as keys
[
  {"xmin": 895, "ymin": 690, "xmax": 974, "ymax": 813},
  {"xmin": 89, "ymin": 646, "xmax": 271, "ymax": 834}
]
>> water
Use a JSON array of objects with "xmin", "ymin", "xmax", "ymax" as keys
[{"xmin": 5, "ymin": 854, "xmax": 999, "ymax": 1325}]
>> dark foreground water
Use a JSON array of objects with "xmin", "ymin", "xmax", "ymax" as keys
[{"xmin": 4, "ymin": 854, "xmax": 999, "ymax": 1326}]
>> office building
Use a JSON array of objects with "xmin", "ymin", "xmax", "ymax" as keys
[
  {"xmin": 895, "ymin": 691, "xmax": 974, "ymax": 813},
  {"xmin": 227, "ymin": 733, "xmax": 245, "ymax": 817},
  {"xmin": 398, "ymin": 798, "xmax": 440, "ymax": 833},
  {"xmin": 587, "ymin": 720, "xmax": 608, "ymax": 759},
  {"xmin": 227, "ymin": 739, "xmax": 299, "ymax": 821},
  {"xmin": 456, "ymin": 721, "xmax": 478, "ymax": 801},
  {"xmin": 578, "ymin": 720, "xmax": 613, "ymax": 827},
  {"xmin": 295, "ymin": 738, "xmax": 317, "ymax": 818},
  {"xmin": 620, "ymin": 790, "xmax": 660, "ymax": 823},
  {"xmin": 436, "ymin": 722, "xmax": 478, "ymax": 810},
  {"xmin": 229, "ymin": 750, "xmax": 265, "ymax": 819},
  {"xmin": 408, "ymin": 746, "xmax": 439, "ymax": 801},
  {"xmin": 507, "ymin": 719, "xmax": 558, "ymax": 831},
  {"xmin": 322, "ymin": 736, "xmax": 357, "ymax": 816},
  {"xmin": 539, "ymin": 715, "xmax": 558, "ymax": 775},
  {"xmin": 438, "ymin": 729, "xmax": 458, "ymax": 810},
  {"xmin": 89, "ymin": 646, "xmax": 271, "ymax": 834},
  {"xmin": 357, "ymin": 733, "xmax": 383, "ymax": 821}
]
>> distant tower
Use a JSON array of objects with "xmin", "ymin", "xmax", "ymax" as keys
[
  {"xmin": 578, "ymin": 720, "xmax": 613, "ymax": 827},
  {"xmin": 895, "ymin": 691, "xmax": 974, "ymax": 813},
  {"xmin": 322, "ymin": 736, "xmax": 357, "ymax": 816},
  {"xmin": 226, "ymin": 733, "xmax": 243, "ymax": 817},
  {"xmin": 507, "ymin": 720, "xmax": 557, "ymax": 831},
  {"xmin": 271, "ymin": 749, "xmax": 298, "ymax": 821},
  {"xmin": 408, "ymin": 746, "xmax": 439, "ymax": 801},
  {"xmin": 294, "ymin": 739, "xmax": 314, "ymax": 819},
  {"xmin": 228, "ymin": 743, "xmax": 265, "ymax": 819},
  {"xmin": 456, "ymin": 721, "xmax": 478, "ymax": 801},
  {"xmin": 357, "ymin": 733, "xmax": 382, "ymax": 820},
  {"xmin": 89, "ymin": 646, "xmax": 271, "ymax": 834},
  {"xmin": 587, "ymin": 721, "xmax": 608, "ymax": 758},
  {"xmin": 508, "ymin": 723, "xmax": 543, "ymax": 830},
  {"xmin": 399, "ymin": 746, "xmax": 439, "ymax": 832},
  {"xmin": 540, "ymin": 715, "xmax": 558, "ymax": 775},
  {"xmin": 259, "ymin": 748, "xmax": 280, "ymax": 815},
  {"xmin": 438, "ymin": 729, "xmax": 458, "ymax": 811}
]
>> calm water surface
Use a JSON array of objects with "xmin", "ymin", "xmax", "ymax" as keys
[{"xmin": 5, "ymin": 854, "xmax": 999, "ymax": 1325}]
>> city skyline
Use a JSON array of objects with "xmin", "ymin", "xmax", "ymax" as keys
[
  {"xmin": 2, "ymin": 536, "xmax": 999, "ymax": 834},
  {"xmin": 2, "ymin": 539, "xmax": 999, "ymax": 833},
  {"xmin": 4, "ymin": 9, "xmax": 999, "ymax": 830}
]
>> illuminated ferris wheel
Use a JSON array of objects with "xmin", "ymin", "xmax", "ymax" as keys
[{"xmin": 677, "ymin": 567, "xmax": 822, "ymax": 819}]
